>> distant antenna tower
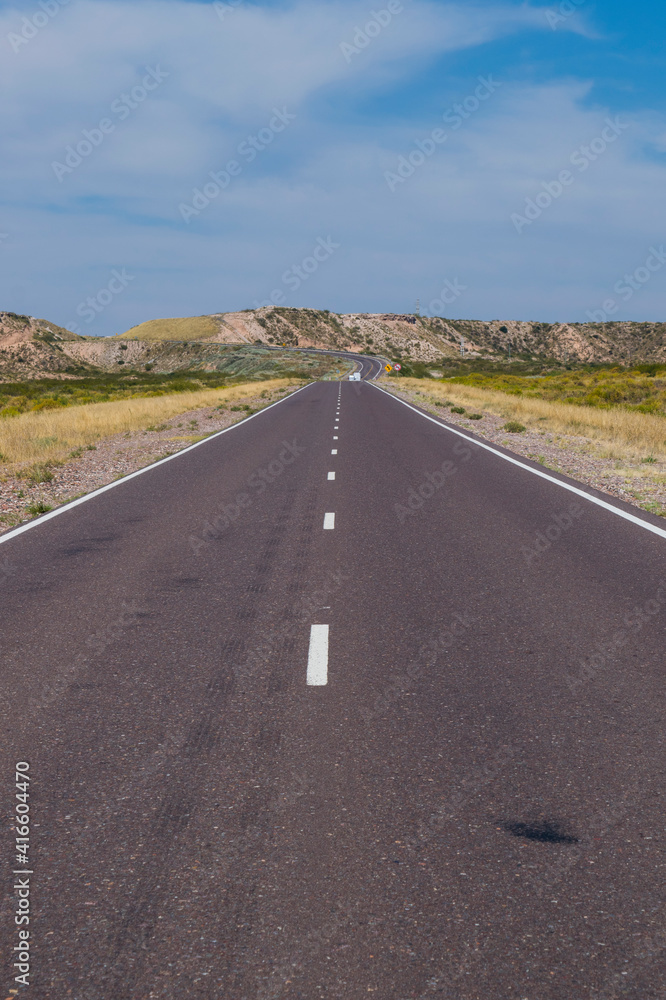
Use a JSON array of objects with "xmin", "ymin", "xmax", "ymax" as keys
[
  {"xmin": 460, "ymin": 336, "xmax": 465, "ymax": 357},
  {"xmin": 415, "ymin": 298, "xmax": 420, "ymax": 316}
]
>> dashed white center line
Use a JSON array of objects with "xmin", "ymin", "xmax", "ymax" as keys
[
  {"xmin": 323, "ymin": 512, "xmax": 335, "ymax": 530},
  {"xmin": 331, "ymin": 449, "xmax": 338, "ymax": 455},
  {"xmin": 333, "ymin": 436, "xmax": 338, "ymax": 440},
  {"xmin": 307, "ymin": 625, "xmax": 329, "ymax": 686},
  {"xmin": 328, "ymin": 471, "xmax": 336, "ymax": 480}
]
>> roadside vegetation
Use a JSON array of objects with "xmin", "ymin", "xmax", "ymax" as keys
[
  {"xmin": 443, "ymin": 364, "xmax": 666, "ymax": 415},
  {"xmin": 392, "ymin": 376, "xmax": 666, "ymax": 462},
  {"xmin": 0, "ymin": 371, "xmax": 234, "ymax": 418},
  {"xmin": 0, "ymin": 379, "xmax": 295, "ymax": 468}
]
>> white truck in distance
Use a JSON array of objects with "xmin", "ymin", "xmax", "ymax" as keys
[{"xmin": 349, "ymin": 372, "xmax": 361, "ymax": 381}]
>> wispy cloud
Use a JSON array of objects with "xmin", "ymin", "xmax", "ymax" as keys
[{"xmin": 0, "ymin": 0, "xmax": 664, "ymax": 332}]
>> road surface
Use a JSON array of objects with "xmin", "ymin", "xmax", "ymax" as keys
[
  {"xmin": 264, "ymin": 344, "xmax": 384, "ymax": 380},
  {"xmin": 1, "ymin": 380, "xmax": 665, "ymax": 999}
]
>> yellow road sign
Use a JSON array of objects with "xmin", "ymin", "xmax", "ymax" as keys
[{"xmin": 385, "ymin": 364, "xmax": 393, "ymax": 372}]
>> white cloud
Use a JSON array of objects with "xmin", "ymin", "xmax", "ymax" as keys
[{"xmin": 1, "ymin": 0, "xmax": 665, "ymax": 330}]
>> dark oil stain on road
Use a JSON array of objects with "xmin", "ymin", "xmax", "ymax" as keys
[{"xmin": 503, "ymin": 819, "xmax": 579, "ymax": 844}]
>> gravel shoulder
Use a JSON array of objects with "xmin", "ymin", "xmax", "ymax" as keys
[
  {"xmin": 0, "ymin": 384, "xmax": 300, "ymax": 534},
  {"xmin": 384, "ymin": 380, "xmax": 666, "ymax": 519}
]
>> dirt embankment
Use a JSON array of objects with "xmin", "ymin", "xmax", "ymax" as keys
[
  {"xmin": 0, "ymin": 312, "xmax": 92, "ymax": 380},
  {"xmin": 121, "ymin": 308, "xmax": 666, "ymax": 366}
]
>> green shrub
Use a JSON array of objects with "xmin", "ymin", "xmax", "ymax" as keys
[
  {"xmin": 451, "ymin": 406, "xmax": 465, "ymax": 414},
  {"xmin": 468, "ymin": 413, "xmax": 483, "ymax": 420},
  {"xmin": 21, "ymin": 463, "xmax": 54, "ymax": 484},
  {"xmin": 503, "ymin": 421, "xmax": 526, "ymax": 433},
  {"xmin": 27, "ymin": 501, "xmax": 53, "ymax": 516}
]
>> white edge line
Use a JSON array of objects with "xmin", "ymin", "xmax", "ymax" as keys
[
  {"xmin": 371, "ymin": 383, "xmax": 666, "ymax": 542},
  {"xmin": 0, "ymin": 381, "xmax": 316, "ymax": 547},
  {"xmin": 307, "ymin": 624, "xmax": 329, "ymax": 686}
]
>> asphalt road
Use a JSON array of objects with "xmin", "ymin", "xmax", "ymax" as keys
[
  {"xmin": 265, "ymin": 345, "xmax": 384, "ymax": 380},
  {"xmin": 1, "ymin": 380, "xmax": 665, "ymax": 999}
]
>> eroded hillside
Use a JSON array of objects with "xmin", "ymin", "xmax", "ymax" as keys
[
  {"xmin": 121, "ymin": 308, "xmax": 666, "ymax": 365},
  {"xmin": 0, "ymin": 312, "xmax": 92, "ymax": 380}
]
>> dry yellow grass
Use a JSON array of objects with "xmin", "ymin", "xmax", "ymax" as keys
[
  {"xmin": 0, "ymin": 379, "xmax": 293, "ymax": 467},
  {"xmin": 120, "ymin": 315, "xmax": 220, "ymax": 341},
  {"xmin": 394, "ymin": 377, "xmax": 666, "ymax": 461}
]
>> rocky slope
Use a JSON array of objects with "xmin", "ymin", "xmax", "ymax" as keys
[
  {"xmin": 2, "ymin": 307, "xmax": 666, "ymax": 382},
  {"xmin": 0, "ymin": 312, "xmax": 91, "ymax": 380},
  {"xmin": 121, "ymin": 308, "xmax": 666, "ymax": 366}
]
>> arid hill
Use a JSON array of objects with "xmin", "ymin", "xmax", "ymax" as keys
[
  {"xmin": 0, "ymin": 312, "xmax": 91, "ymax": 380},
  {"xmin": 2, "ymin": 307, "xmax": 666, "ymax": 382},
  {"xmin": 121, "ymin": 308, "xmax": 666, "ymax": 366}
]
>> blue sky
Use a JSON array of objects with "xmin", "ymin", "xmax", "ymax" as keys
[{"xmin": 0, "ymin": 0, "xmax": 665, "ymax": 336}]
